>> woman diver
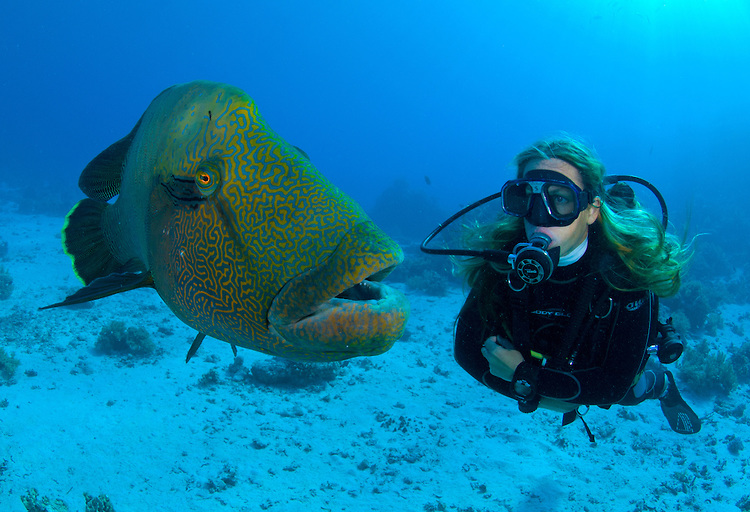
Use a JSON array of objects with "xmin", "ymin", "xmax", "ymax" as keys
[{"xmin": 422, "ymin": 135, "xmax": 700, "ymax": 436}]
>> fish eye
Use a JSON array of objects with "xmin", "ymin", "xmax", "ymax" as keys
[{"xmin": 194, "ymin": 160, "xmax": 222, "ymax": 195}]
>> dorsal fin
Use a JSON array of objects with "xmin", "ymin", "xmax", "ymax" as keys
[{"xmin": 78, "ymin": 116, "xmax": 143, "ymax": 201}]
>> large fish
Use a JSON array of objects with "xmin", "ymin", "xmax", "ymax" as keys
[{"xmin": 43, "ymin": 81, "xmax": 409, "ymax": 362}]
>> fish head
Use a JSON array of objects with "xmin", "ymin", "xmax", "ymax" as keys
[{"xmin": 144, "ymin": 81, "xmax": 409, "ymax": 361}]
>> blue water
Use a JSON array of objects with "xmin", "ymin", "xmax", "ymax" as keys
[
  {"xmin": 2, "ymin": 1, "xmax": 750, "ymax": 510},
  {"xmin": 3, "ymin": 1, "xmax": 749, "ymax": 217}
]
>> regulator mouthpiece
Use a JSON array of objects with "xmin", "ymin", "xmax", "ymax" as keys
[{"xmin": 507, "ymin": 233, "xmax": 560, "ymax": 290}]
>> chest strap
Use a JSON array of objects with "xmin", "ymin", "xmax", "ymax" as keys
[
  {"xmin": 550, "ymin": 273, "xmax": 600, "ymax": 368},
  {"xmin": 509, "ymin": 272, "xmax": 600, "ymax": 368},
  {"xmin": 509, "ymin": 284, "xmax": 532, "ymax": 357}
]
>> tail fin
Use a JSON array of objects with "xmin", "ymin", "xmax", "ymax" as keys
[{"xmin": 62, "ymin": 199, "xmax": 127, "ymax": 285}]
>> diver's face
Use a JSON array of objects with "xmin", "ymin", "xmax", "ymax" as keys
[{"xmin": 522, "ymin": 158, "xmax": 600, "ymax": 257}]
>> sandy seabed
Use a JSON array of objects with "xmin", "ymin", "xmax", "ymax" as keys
[{"xmin": 1, "ymin": 210, "xmax": 749, "ymax": 512}]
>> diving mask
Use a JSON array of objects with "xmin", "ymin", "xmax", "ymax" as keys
[
  {"xmin": 420, "ymin": 172, "xmax": 668, "ymax": 287},
  {"xmin": 501, "ymin": 169, "xmax": 596, "ymax": 227}
]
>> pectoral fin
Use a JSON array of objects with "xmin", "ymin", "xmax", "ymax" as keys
[
  {"xmin": 39, "ymin": 271, "xmax": 155, "ymax": 310},
  {"xmin": 185, "ymin": 332, "xmax": 207, "ymax": 363},
  {"xmin": 184, "ymin": 336, "xmax": 237, "ymax": 363}
]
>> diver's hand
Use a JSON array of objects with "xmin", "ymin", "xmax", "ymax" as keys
[{"xmin": 481, "ymin": 336, "xmax": 525, "ymax": 382}]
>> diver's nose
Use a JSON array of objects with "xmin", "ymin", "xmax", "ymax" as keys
[{"xmin": 526, "ymin": 195, "xmax": 549, "ymax": 226}]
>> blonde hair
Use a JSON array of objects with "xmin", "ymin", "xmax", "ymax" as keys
[{"xmin": 457, "ymin": 134, "xmax": 690, "ymax": 298}]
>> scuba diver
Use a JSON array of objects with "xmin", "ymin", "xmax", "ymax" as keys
[{"xmin": 421, "ymin": 135, "xmax": 701, "ymax": 437}]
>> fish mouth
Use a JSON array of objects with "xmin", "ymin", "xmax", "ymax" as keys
[
  {"xmin": 267, "ymin": 222, "xmax": 410, "ymax": 362},
  {"xmin": 335, "ymin": 279, "xmax": 385, "ymax": 301}
]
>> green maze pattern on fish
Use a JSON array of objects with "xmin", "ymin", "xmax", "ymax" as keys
[
  {"xmin": 154, "ymin": 84, "xmax": 364, "ymax": 356},
  {"xmin": 55, "ymin": 81, "xmax": 408, "ymax": 362}
]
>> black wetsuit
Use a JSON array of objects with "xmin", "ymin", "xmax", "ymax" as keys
[{"xmin": 454, "ymin": 236, "xmax": 659, "ymax": 408}]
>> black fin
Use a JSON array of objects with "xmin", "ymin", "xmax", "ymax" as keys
[
  {"xmin": 659, "ymin": 371, "xmax": 701, "ymax": 434},
  {"xmin": 40, "ymin": 271, "xmax": 154, "ymax": 310},
  {"xmin": 78, "ymin": 117, "xmax": 142, "ymax": 201},
  {"xmin": 62, "ymin": 199, "xmax": 146, "ymax": 285},
  {"xmin": 185, "ymin": 333, "xmax": 207, "ymax": 363},
  {"xmin": 231, "ymin": 344, "xmax": 238, "ymax": 357},
  {"xmin": 62, "ymin": 199, "xmax": 111, "ymax": 284}
]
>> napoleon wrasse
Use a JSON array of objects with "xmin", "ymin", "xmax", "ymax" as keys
[{"xmin": 43, "ymin": 81, "xmax": 409, "ymax": 362}]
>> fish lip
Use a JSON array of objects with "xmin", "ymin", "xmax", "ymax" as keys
[
  {"xmin": 298, "ymin": 275, "xmax": 393, "ymax": 322},
  {"xmin": 270, "ymin": 259, "xmax": 400, "ymax": 325},
  {"xmin": 266, "ymin": 220, "xmax": 409, "ymax": 360},
  {"xmin": 267, "ymin": 221, "xmax": 404, "ymax": 326},
  {"xmin": 269, "ymin": 274, "xmax": 409, "ymax": 360}
]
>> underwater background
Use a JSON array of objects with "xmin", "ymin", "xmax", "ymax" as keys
[{"xmin": 2, "ymin": 1, "xmax": 750, "ymax": 511}]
